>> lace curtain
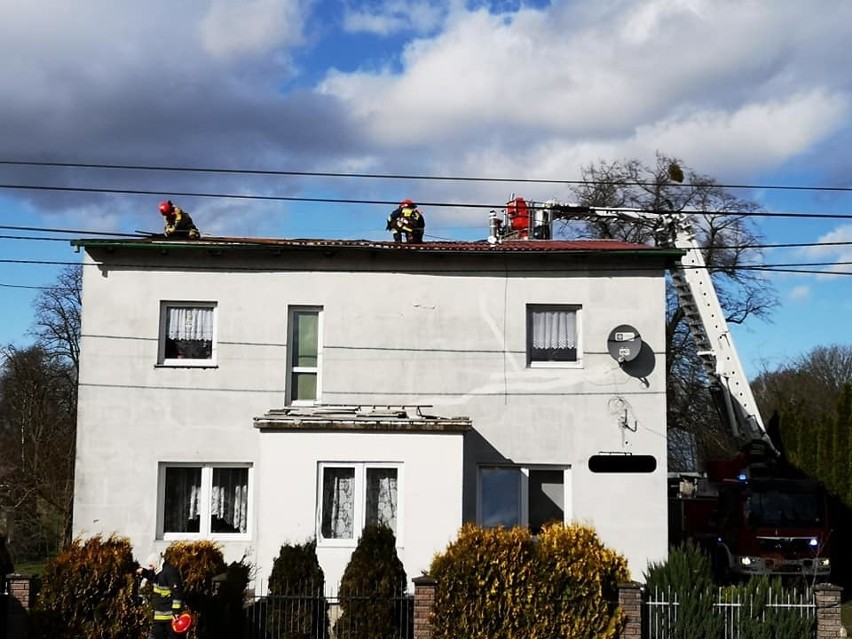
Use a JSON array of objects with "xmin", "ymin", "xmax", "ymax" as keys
[
  {"xmin": 167, "ymin": 307, "xmax": 213, "ymax": 341},
  {"xmin": 366, "ymin": 468, "xmax": 398, "ymax": 531},
  {"xmin": 321, "ymin": 467, "xmax": 355, "ymax": 539},
  {"xmin": 531, "ymin": 309, "xmax": 576, "ymax": 349},
  {"xmin": 210, "ymin": 468, "xmax": 249, "ymax": 533}
]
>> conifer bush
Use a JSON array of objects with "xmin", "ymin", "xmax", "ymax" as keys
[
  {"xmin": 725, "ymin": 576, "xmax": 814, "ymax": 639},
  {"xmin": 644, "ymin": 543, "xmax": 722, "ymax": 639},
  {"xmin": 429, "ymin": 523, "xmax": 628, "ymax": 639},
  {"xmin": 32, "ymin": 534, "xmax": 148, "ymax": 639},
  {"xmin": 334, "ymin": 524, "xmax": 408, "ymax": 639},
  {"xmin": 164, "ymin": 540, "xmax": 250, "ymax": 639},
  {"xmin": 266, "ymin": 539, "xmax": 327, "ymax": 639}
]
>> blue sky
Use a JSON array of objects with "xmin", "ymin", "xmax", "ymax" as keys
[{"xmin": 0, "ymin": 0, "xmax": 850, "ymax": 380}]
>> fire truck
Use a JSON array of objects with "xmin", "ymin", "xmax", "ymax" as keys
[{"xmin": 489, "ymin": 197, "xmax": 833, "ymax": 581}]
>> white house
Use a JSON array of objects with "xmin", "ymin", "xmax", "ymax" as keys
[{"xmin": 71, "ymin": 234, "xmax": 679, "ymax": 590}]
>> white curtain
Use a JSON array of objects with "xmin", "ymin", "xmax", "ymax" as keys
[
  {"xmin": 211, "ymin": 468, "xmax": 249, "ymax": 533},
  {"xmin": 322, "ymin": 468, "xmax": 354, "ymax": 538},
  {"xmin": 366, "ymin": 469, "xmax": 398, "ymax": 532},
  {"xmin": 167, "ymin": 307, "xmax": 213, "ymax": 341},
  {"xmin": 531, "ymin": 309, "xmax": 576, "ymax": 349}
]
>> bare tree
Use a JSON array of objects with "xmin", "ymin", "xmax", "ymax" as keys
[
  {"xmin": 0, "ymin": 264, "xmax": 83, "ymax": 558},
  {"xmin": 31, "ymin": 263, "xmax": 82, "ymax": 380},
  {"xmin": 0, "ymin": 346, "xmax": 76, "ymax": 558},
  {"xmin": 559, "ymin": 154, "xmax": 778, "ymax": 468}
]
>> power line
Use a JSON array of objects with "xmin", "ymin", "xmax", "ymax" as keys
[
  {"xmin": 2, "ymin": 183, "xmax": 852, "ymax": 220},
  {"xmin": 2, "ymin": 158, "xmax": 852, "ymax": 194}
]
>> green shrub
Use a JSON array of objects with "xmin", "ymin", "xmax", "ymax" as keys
[
  {"xmin": 724, "ymin": 576, "xmax": 815, "ymax": 639},
  {"xmin": 266, "ymin": 539, "xmax": 326, "ymax": 639},
  {"xmin": 334, "ymin": 525, "xmax": 407, "ymax": 639},
  {"xmin": 32, "ymin": 534, "xmax": 147, "ymax": 639},
  {"xmin": 429, "ymin": 523, "xmax": 628, "ymax": 639},
  {"xmin": 644, "ymin": 543, "xmax": 722, "ymax": 639},
  {"xmin": 164, "ymin": 540, "xmax": 250, "ymax": 639}
]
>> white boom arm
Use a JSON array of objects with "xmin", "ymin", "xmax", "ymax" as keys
[{"xmin": 543, "ymin": 201, "xmax": 773, "ymax": 449}]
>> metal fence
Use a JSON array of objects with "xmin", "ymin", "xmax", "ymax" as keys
[
  {"xmin": 645, "ymin": 586, "xmax": 815, "ymax": 639},
  {"xmin": 242, "ymin": 590, "xmax": 414, "ymax": 639}
]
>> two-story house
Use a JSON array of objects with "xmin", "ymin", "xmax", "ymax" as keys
[{"xmin": 71, "ymin": 235, "xmax": 679, "ymax": 589}]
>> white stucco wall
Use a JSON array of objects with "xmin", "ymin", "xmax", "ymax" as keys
[
  {"xmin": 254, "ymin": 429, "xmax": 464, "ymax": 590},
  {"xmin": 73, "ymin": 243, "xmax": 670, "ymax": 584}
]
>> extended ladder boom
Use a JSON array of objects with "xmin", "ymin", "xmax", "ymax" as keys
[{"xmin": 541, "ymin": 201, "xmax": 774, "ymax": 450}]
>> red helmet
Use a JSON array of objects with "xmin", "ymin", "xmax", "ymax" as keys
[
  {"xmin": 159, "ymin": 200, "xmax": 174, "ymax": 215},
  {"xmin": 171, "ymin": 612, "xmax": 193, "ymax": 634},
  {"xmin": 400, "ymin": 199, "xmax": 414, "ymax": 207}
]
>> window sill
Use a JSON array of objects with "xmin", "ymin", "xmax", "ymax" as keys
[
  {"xmin": 160, "ymin": 532, "xmax": 251, "ymax": 542},
  {"xmin": 155, "ymin": 362, "xmax": 219, "ymax": 369},
  {"xmin": 528, "ymin": 360, "xmax": 583, "ymax": 369}
]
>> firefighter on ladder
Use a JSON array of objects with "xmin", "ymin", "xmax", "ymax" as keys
[{"xmin": 386, "ymin": 199, "xmax": 425, "ymax": 243}]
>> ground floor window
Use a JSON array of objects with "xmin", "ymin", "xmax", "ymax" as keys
[
  {"xmin": 159, "ymin": 463, "xmax": 251, "ymax": 538},
  {"xmin": 478, "ymin": 466, "xmax": 566, "ymax": 534},
  {"xmin": 318, "ymin": 463, "xmax": 401, "ymax": 544}
]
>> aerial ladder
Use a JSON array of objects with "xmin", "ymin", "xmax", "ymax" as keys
[{"xmin": 492, "ymin": 198, "xmax": 774, "ymax": 452}]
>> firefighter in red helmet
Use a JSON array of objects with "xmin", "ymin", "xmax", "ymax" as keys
[
  {"xmin": 386, "ymin": 198, "xmax": 425, "ymax": 243},
  {"xmin": 159, "ymin": 201, "xmax": 201, "ymax": 239}
]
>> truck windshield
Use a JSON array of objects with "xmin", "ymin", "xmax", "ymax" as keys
[{"xmin": 745, "ymin": 488, "xmax": 824, "ymax": 527}]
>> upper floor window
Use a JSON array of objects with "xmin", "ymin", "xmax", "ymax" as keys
[
  {"xmin": 158, "ymin": 463, "xmax": 251, "ymax": 539},
  {"xmin": 527, "ymin": 305, "xmax": 580, "ymax": 367},
  {"xmin": 317, "ymin": 463, "xmax": 401, "ymax": 545},
  {"xmin": 288, "ymin": 307, "xmax": 322, "ymax": 404},
  {"xmin": 159, "ymin": 302, "xmax": 216, "ymax": 366},
  {"xmin": 478, "ymin": 466, "xmax": 566, "ymax": 535}
]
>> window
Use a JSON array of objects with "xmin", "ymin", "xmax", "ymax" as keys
[
  {"xmin": 318, "ymin": 463, "xmax": 400, "ymax": 544},
  {"xmin": 158, "ymin": 464, "xmax": 251, "ymax": 538},
  {"xmin": 288, "ymin": 307, "xmax": 322, "ymax": 403},
  {"xmin": 159, "ymin": 302, "xmax": 216, "ymax": 365},
  {"xmin": 479, "ymin": 466, "xmax": 566, "ymax": 534},
  {"xmin": 527, "ymin": 305, "xmax": 580, "ymax": 366}
]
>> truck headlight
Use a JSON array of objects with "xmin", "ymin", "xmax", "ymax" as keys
[
  {"xmin": 820, "ymin": 558, "xmax": 831, "ymax": 567},
  {"xmin": 740, "ymin": 557, "xmax": 753, "ymax": 566}
]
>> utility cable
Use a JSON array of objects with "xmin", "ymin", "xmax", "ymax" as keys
[
  {"xmin": 1, "ymin": 183, "xmax": 852, "ymax": 220},
  {"xmin": 2, "ymin": 158, "xmax": 852, "ymax": 194}
]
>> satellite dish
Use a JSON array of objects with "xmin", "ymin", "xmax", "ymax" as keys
[{"xmin": 607, "ymin": 324, "xmax": 642, "ymax": 363}]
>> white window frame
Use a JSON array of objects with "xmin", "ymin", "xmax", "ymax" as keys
[
  {"xmin": 156, "ymin": 462, "xmax": 252, "ymax": 541},
  {"xmin": 157, "ymin": 301, "xmax": 218, "ymax": 367},
  {"xmin": 476, "ymin": 465, "xmax": 570, "ymax": 531},
  {"xmin": 316, "ymin": 462, "xmax": 403, "ymax": 548},
  {"xmin": 287, "ymin": 306, "xmax": 323, "ymax": 405},
  {"xmin": 526, "ymin": 304, "xmax": 582, "ymax": 368}
]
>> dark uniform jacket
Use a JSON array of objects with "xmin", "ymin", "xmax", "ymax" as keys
[{"xmin": 140, "ymin": 561, "xmax": 184, "ymax": 621}]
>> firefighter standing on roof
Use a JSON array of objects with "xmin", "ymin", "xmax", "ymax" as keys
[
  {"xmin": 386, "ymin": 199, "xmax": 425, "ymax": 243},
  {"xmin": 159, "ymin": 201, "xmax": 201, "ymax": 239}
]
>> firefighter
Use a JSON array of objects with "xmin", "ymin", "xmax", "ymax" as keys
[
  {"xmin": 137, "ymin": 551, "xmax": 184, "ymax": 639},
  {"xmin": 159, "ymin": 201, "xmax": 201, "ymax": 239},
  {"xmin": 386, "ymin": 199, "xmax": 425, "ymax": 243}
]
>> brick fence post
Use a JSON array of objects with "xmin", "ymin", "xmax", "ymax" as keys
[
  {"xmin": 814, "ymin": 583, "xmax": 843, "ymax": 639},
  {"xmin": 617, "ymin": 581, "xmax": 643, "ymax": 639},
  {"xmin": 412, "ymin": 575, "xmax": 437, "ymax": 639},
  {"xmin": 6, "ymin": 573, "xmax": 37, "ymax": 639}
]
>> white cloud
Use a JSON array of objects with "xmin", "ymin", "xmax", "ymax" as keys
[
  {"xmin": 342, "ymin": 0, "xmax": 446, "ymax": 36},
  {"xmin": 788, "ymin": 285, "xmax": 810, "ymax": 302},
  {"xmin": 200, "ymin": 0, "xmax": 307, "ymax": 57}
]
